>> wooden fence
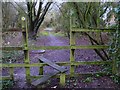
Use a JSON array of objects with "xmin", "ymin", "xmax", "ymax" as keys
[{"xmin": 1, "ymin": 18, "xmax": 117, "ymax": 86}]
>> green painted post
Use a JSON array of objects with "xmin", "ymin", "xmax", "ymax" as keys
[
  {"xmin": 9, "ymin": 67, "xmax": 14, "ymax": 80},
  {"xmin": 70, "ymin": 32, "xmax": 75, "ymax": 76},
  {"xmin": 39, "ymin": 60, "xmax": 43, "ymax": 75},
  {"xmin": 60, "ymin": 73, "xmax": 65, "ymax": 86},
  {"xmin": 70, "ymin": 10, "xmax": 75, "ymax": 76},
  {"xmin": 21, "ymin": 16, "xmax": 30, "ymax": 83}
]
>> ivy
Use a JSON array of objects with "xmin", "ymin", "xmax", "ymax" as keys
[{"xmin": 109, "ymin": 2, "xmax": 120, "ymax": 84}]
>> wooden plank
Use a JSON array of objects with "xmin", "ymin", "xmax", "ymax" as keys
[
  {"xmin": 60, "ymin": 73, "xmax": 65, "ymax": 86},
  {"xmin": 31, "ymin": 70, "xmax": 61, "ymax": 86},
  {"xmin": 30, "ymin": 50, "xmax": 45, "ymax": 54},
  {"xmin": 71, "ymin": 28, "xmax": 116, "ymax": 32},
  {"xmin": 1, "ymin": 60, "xmax": 112, "ymax": 68},
  {"xmin": 39, "ymin": 60, "xmax": 43, "ymax": 75},
  {"xmin": 71, "ymin": 61, "xmax": 112, "ymax": 65},
  {"xmin": 22, "ymin": 18, "xmax": 30, "ymax": 83},
  {"xmin": 31, "ymin": 75, "xmax": 51, "ymax": 86},
  {"xmin": 1, "ymin": 47, "xmax": 23, "ymax": 50},
  {"xmin": 70, "ymin": 29, "xmax": 75, "ymax": 75},
  {"xmin": 0, "ymin": 76, "xmax": 11, "ymax": 80},
  {"xmin": 29, "ymin": 45, "xmax": 108, "ymax": 50},
  {"xmin": 9, "ymin": 67, "xmax": 14, "ymax": 80},
  {"xmin": 2, "ymin": 28, "xmax": 22, "ymax": 32},
  {"xmin": 29, "ymin": 71, "xmax": 109, "ymax": 80},
  {"xmin": 29, "ymin": 46, "xmax": 70, "ymax": 50},
  {"xmin": 38, "ymin": 56, "xmax": 67, "ymax": 73},
  {"xmin": 1, "ymin": 45, "xmax": 108, "ymax": 51},
  {"xmin": 71, "ymin": 45, "xmax": 109, "ymax": 49},
  {"xmin": 70, "ymin": 49, "xmax": 75, "ymax": 75}
]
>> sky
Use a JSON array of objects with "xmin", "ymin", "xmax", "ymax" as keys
[{"xmin": 1, "ymin": 0, "xmax": 120, "ymax": 2}]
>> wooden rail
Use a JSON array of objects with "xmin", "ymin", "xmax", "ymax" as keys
[
  {"xmin": 1, "ymin": 45, "xmax": 108, "ymax": 51},
  {"xmin": 1, "ymin": 61, "xmax": 112, "ymax": 68},
  {"xmin": 71, "ymin": 28, "xmax": 116, "ymax": 32},
  {"xmin": 2, "ymin": 28, "xmax": 22, "ymax": 32}
]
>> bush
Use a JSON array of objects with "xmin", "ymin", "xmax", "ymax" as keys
[
  {"xmin": 1, "ymin": 79, "xmax": 14, "ymax": 90},
  {"xmin": 109, "ymin": 5, "xmax": 120, "ymax": 84},
  {"xmin": 2, "ymin": 51, "xmax": 20, "ymax": 63}
]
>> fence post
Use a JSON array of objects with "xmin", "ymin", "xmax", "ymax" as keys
[
  {"xmin": 39, "ymin": 60, "xmax": 43, "ymax": 75},
  {"xmin": 70, "ymin": 10, "xmax": 75, "ymax": 76},
  {"xmin": 70, "ymin": 32, "xmax": 75, "ymax": 76},
  {"xmin": 60, "ymin": 73, "xmax": 65, "ymax": 86},
  {"xmin": 9, "ymin": 67, "xmax": 14, "ymax": 80},
  {"xmin": 21, "ymin": 16, "xmax": 30, "ymax": 83}
]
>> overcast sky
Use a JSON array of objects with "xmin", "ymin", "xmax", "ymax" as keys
[{"xmin": 2, "ymin": 0, "xmax": 119, "ymax": 2}]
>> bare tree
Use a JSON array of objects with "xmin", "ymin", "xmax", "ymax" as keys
[
  {"xmin": 10, "ymin": 1, "xmax": 52, "ymax": 39},
  {"xmin": 26, "ymin": 1, "xmax": 52, "ymax": 39}
]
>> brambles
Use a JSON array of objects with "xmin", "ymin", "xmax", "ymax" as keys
[
  {"xmin": 109, "ymin": 2, "xmax": 120, "ymax": 84},
  {"xmin": 2, "ymin": 51, "xmax": 20, "ymax": 63},
  {"xmin": 1, "ymin": 79, "xmax": 14, "ymax": 90}
]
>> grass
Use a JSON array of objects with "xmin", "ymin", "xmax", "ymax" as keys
[
  {"xmin": 38, "ymin": 31, "xmax": 49, "ymax": 36},
  {"xmin": 38, "ymin": 31, "xmax": 64, "ymax": 37}
]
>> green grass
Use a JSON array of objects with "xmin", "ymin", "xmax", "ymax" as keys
[
  {"xmin": 38, "ymin": 31, "xmax": 64, "ymax": 37},
  {"xmin": 51, "ymin": 32, "xmax": 64, "ymax": 37},
  {"xmin": 38, "ymin": 31, "xmax": 49, "ymax": 36}
]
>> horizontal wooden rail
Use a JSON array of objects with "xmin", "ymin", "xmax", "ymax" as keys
[
  {"xmin": 29, "ymin": 46, "xmax": 70, "ymax": 50},
  {"xmin": 2, "ymin": 28, "xmax": 22, "ymax": 32},
  {"xmin": 30, "ymin": 45, "xmax": 108, "ymax": 50},
  {"xmin": 34, "ymin": 45, "xmax": 108, "ymax": 50},
  {"xmin": 1, "ymin": 61, "xmax": 112, "ymax": 68},
  {"xmin": 71, "ymin": 28, "xmax": 116, "ymax": 32},
  {"xmin": 0, "ymin": 76, "xmax": 11, "ymax": 80},
  {"xmin": 1, "ymin": 71, "xmax": 109, "ymax": 80},
  {"xmin": 1, "ymin": 47, "xmax": 23, "ymax": 50},
  {"xmin": 71, "ymin": 45, "xmax": 109, "ymax": 49},
  {"xmin": 1, "ymin": 45, "xmax": 109, "ymax": 51},
  {"xmin": 2, "ymin": 28, "xmax": 116, "ymax": 32},
  {"xmin": 71, "ymin": 61, "xmax": 112, "ymax": 65},
  {"xmin": 29, "ymin": 72, "xmax": 109, "ymax": 79}
]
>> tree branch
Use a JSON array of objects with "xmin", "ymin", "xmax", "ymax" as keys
[
  {"xmin": 33, "ymin": 2, "xmax": 52, "ymax": 38},
  {"xmin": 100, "ymin": 6, "xmax": 109, "ymax": 17},
  {"xmin": 33, "ymin": 1, "xmax": 43, "ymax": 25},
  {"xmin": 89, "ymin": 36, "xmax": 107, "ymax": 61},
  {"xmin": 84, "ymin": 32, "xmax": 109, "ymax": 60},
  {"xmin": 14, "ymin": 1, "xmax": 27, "ymax": 15}
]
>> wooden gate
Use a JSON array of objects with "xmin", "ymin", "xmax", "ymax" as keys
[{"xmin": 1, "ymin": 17, "xmax": 117, "ymax": 86}]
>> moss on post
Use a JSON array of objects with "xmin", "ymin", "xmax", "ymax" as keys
[
  {"xmin": 70, "ymin": 30, "xmax": 75, "ymax": 76},
  {"xmin": 39, "ymin": 60, "xmax": 43, "ymax": 75},
  {"xmin": 60, "ymin": 73, "xmax": 66, "ymax": 86},
  {"xmin": 21, "ymin": 16, "xmax": 30, "ymax": 83},
  {"xmin": 9, "ymin": 67, "xmax": 14, "ymax": 80}
]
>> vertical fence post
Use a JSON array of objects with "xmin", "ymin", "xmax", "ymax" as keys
[
  {"xmin": 60, "ymin": 73, "xmax": 65, "ymax": 86},
  {"xmin": 70, "ymin": 31, "xmax": 75, "ymax": 76},
  {"xmin": 9, "ymin": 67, "xmax": 14, "ymax": 80},
  {"xmin": 70, "ymin": 9, "xmax": 75, "ymax": 76},
  {"xmin": 21, "ymin": 16, "xmax": 30, "ymax": 83},
  {"xmin": 39, "ymin": 60, "xmax": 43, "ymax": 75}
]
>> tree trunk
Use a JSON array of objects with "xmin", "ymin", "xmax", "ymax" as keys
[
  {"xmin": 33, "ymin": 2, "xmax": 52, "ymax": 39},
  {"xmin": 27, "ymin": 2, "xmax": 52, "ymax": 40}
]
